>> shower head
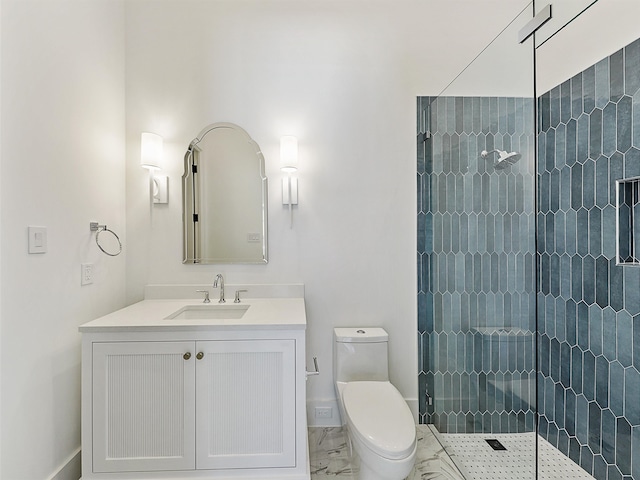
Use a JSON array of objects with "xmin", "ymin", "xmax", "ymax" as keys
[{"xmin": 481, "ymin": 149, "xmax": 522, "ymax": 170}]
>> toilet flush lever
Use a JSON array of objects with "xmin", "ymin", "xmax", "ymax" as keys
[{"xmin": 306, "ymin": 357, "xmax": 320, "ymax": 379}]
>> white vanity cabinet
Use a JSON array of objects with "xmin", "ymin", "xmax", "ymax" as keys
[
  {"xmin": 79, "ymin": 297, "xmax": 309, "ymax": 480},
  {"xmin": 194, "ymin": 339, "xmax": 296, "ymax": 470},
  {"xmin": 92, "ymin": 340, "xmax": 197, "ymax": 473}
]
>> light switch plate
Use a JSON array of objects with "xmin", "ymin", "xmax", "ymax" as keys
[{"xmin": 28, "ymin": 226, "xmax": 47, "ymax": 254}]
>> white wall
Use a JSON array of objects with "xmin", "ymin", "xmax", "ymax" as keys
[
  {"xmin": 124, "ymin": 0, "xmax": 531, "ymax": 424},
  {"xmin": 435, "ymin": 3, "xmax": 535, "ymax": 98},
  {"xmin": 537, "ymin": 0, "xmax": 640, "ymax": 93},
  {"xmin": 0, "ymin": 1, "xmax": 126, "ymax": 478}
]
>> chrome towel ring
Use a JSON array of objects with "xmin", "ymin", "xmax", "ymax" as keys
[{"xmin": 90, "ymin": 222, "xmax": 122, "ymax": 257}]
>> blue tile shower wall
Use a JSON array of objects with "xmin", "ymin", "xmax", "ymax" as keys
[
  {"xmin": 417, "ymin": 95, "xmax": 537, "ymax": 433},
  {"xmin": 537, "ymin": 37, "xmax": 640, "ymax": 479}
]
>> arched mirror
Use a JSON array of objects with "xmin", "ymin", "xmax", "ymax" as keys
[{"xmin": 183, "ymin": 123, "xmax": 268, "ymax": 264}]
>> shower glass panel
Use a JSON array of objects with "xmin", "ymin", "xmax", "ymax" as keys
[
  {"xmin": 534, "ymin": 0, "xmax": 599, "ymax": 47},
  {"xmin": 417, "ymin": 3, "xmax": 537, "ymax": 478}
]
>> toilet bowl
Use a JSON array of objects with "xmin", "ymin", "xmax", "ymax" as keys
[{"xmin": 333, "ymin": 328, "xmax": 417, "ymax": 480}]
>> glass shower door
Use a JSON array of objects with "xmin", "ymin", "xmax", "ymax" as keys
[{"xmin": 417, "ymin": 3, "xmax": 537, "ymax": 478}]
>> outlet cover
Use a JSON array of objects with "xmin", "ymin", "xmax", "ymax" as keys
[
  {"xmin": 81, "ymin": 263, "xmax": 93, "ymax": 286},
  {"xmin": 315, "ymin": 407, "xmax": 333, "ymax": 419}
]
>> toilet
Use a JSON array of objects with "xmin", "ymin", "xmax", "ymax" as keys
[{"xmin": 333, "ymin": 328, "xmax": 417, "ymax": 480}]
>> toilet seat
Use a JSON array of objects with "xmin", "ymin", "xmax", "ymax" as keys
[{"xmin": 342, "ymin": 381, "xmax": 416, "ymax": 460}]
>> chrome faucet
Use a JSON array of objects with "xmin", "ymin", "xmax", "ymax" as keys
[{"xmin": 213, "ymin": 274, "xmax": 225, "ymax": 303}]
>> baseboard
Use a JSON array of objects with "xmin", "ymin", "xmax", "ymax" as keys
[{"xmin": 47, "ymin": 448, "xmax": 81, "ymax": 480}]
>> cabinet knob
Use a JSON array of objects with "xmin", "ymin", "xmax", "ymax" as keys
[
  {"xmin": 196, "ymin": 352, "xmax": 204, "ymax": 360},
  {"xmin": 183, "ymin": 352, "xmax": 191, "ymax": 360}
]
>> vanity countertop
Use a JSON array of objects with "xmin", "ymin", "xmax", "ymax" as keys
[{"xmin": 78, "ymin": 297, "xmax": 306, "ymax": 333}]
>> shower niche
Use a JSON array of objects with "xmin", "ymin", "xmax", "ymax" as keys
[{"xmin": 616, "ymin": 177, "xmax": 640, "ymax": 265}]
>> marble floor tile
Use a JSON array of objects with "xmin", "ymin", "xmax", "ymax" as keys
[
  {"xmin": 408, "ymin": 425, "xmax": 465, "ymax": 480},
  {"xmin": 309, "ymin": 426, "xmax": 357, "ymax": 479},
  {"xmin": 309, "ymin": 425, "xmax": 464, "ymax": 480}
]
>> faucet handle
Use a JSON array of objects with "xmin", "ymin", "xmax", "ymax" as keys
[
  {"xmin": 196, "ymin": 290, "xmax": 210, "ymax": 303},
  {"xmin": 234, "ymin": 289, "xmax": 248, "ymax": 303}
]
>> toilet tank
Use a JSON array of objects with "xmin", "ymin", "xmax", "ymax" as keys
[{"xmin": 333, "ymin": 328, "xmax": 389, "ymax": 383}]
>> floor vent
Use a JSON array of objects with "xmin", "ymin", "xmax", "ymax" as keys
[{"xmin": 485, "ymin": 439, "xmax": 507, "ymax": 451}]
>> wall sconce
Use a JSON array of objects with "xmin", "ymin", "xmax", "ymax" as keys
[
  {"xmin": 141, "ymin": 132, "xmax": 163, "ymax": 170},
  {"xmin": 140, "ymin": 132, "xmax": 168, "ymax": 204},
  {"xmin": 280, "ymin": 136, "xmax": 298, "ymax": 228}
]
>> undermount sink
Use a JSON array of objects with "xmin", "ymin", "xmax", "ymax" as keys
[{"xmin": 166, "ymin": 304, "xmax": 250, "ymax": 320}]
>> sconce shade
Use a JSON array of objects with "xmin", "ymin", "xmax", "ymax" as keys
[
  {"xmin": 141, "ymin": 132, "xmax": 163, "ymax": 170},
  {"xmin": 280, "ymin": 136, "xmax": 298, "ymax": 172}
]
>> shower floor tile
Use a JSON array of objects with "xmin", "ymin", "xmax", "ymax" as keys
[{"xmin": 439, "ymin": 429, "xmax": 594, "ymax": 480}]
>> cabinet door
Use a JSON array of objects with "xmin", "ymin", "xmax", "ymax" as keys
[
  {"xmin": 92, "ymin": 342, "xmax": 196, "ymax": 473},
  {"xmin": 195, "ymin": 339, "xmax": 296, "ymax": 470}
]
